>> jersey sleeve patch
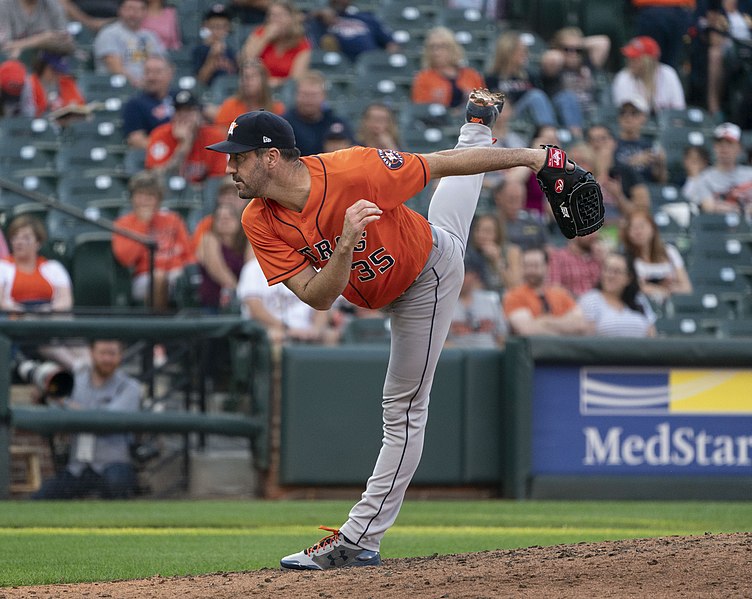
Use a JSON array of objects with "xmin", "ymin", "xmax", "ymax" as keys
[{"xmin": 377, "ymin": 149, "xmax": 405, "ymax": 170}]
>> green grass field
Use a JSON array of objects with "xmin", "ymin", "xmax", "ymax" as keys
[{"xmin": 2, "ymin": 499, "xmax": 752, "ymax": 587}]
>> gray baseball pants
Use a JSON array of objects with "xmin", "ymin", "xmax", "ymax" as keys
[{"xmin": 339, "ymin": 122, "xmax": 493, "ymax": 551}]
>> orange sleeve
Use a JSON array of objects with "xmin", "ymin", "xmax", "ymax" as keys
[
  {"xmin": 168, "ymin": 213, "xmax": 195, "ymax": 269},
  {"xmin": 503, "ymin": 286, "xmax": 535, "ymax": 317},
  {"xmin": 458, "ymin": 68, "xmax": 485, "ymax": 93},
  {"xmin": 412, "ymin": 70, "xmax": 439, "ymax": 104},
  {"xmin": 547, "ymin": 287, "xmax": 577, "ymax": 315},
  {"xmin": 242, "ymin": 200, "xmax": 310, "ymax": 285},
  {"xmin": 112, "ymin": 214, "xmax": 149, "ymax": 273},
  {"xmin": 145, "ymin": 124, "xmax": 176, "ymax": 169},
  {"xmin": 215, "ymin": 98, "xmax": 243, "ymax": 128},
  {"xmin": 203, "ymin": 126, "xmax": 230, "ymax": 177},
  {"xmin": 191, "ymin": 215, "xmax": 212, "ymax": 252}
]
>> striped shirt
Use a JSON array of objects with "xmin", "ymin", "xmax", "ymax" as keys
[{"xmin": 578, "ymin": 290, "xmax": 655, "ymax": 337}]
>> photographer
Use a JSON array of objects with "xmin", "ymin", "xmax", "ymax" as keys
[{"xmin": 33, "ymin": 340, "xmax": 142, "ymax": 500}]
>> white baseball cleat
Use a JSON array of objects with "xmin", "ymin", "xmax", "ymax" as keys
[{"xmin": 280, "ymin": 526, "xmax": 382, "ymax": 570}]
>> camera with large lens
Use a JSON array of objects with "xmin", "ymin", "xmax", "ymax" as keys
[{"xmin": 16, "ymin": 359, "xmax": 74, "ymax": 401}]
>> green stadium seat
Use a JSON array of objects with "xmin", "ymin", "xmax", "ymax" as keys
[{"xmin": 69, "ymin": 231, "xmax": 133, "ymax": 308}]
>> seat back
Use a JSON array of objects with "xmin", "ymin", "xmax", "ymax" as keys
[{"xmin": 70, "ymin": 231, "xmax": 132, "ymax": 308}]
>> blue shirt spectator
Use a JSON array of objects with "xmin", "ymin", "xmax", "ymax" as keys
[{"xmin": 306, "ymin": 0, "xmax": 396, "ymax": 62}]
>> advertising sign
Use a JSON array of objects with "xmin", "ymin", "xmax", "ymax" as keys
[{"xmin": 532, "ymin": 366, "xmax": 752, "ymax": 475}]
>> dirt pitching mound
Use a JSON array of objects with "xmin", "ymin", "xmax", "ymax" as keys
[{"xmin": 3, "ymin": 532, "xmax": 750, "ymax": 598}]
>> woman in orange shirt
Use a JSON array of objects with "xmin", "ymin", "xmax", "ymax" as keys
[
  {"xmin": 213, "ymin": 60, "xmax": 284, "ymax": 128},
  {"xmin": 25, "ymin": 51, "xmax": 85, "ymax": 118},
  {"xmin": 241, "ymin": 0, "xmax": 311, "ymax": 88},
  {"xmin": 411, "ymin": 26, "xmax": 485, "ymax": 109}
]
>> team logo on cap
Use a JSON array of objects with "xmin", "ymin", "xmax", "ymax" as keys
[
  {"xmin": 228, "ymin": 121, "xmax": 238, "ymax": 136},
  {"xmin": 378, "ymin": 149, "xmax": 404, "ymax": 170},
  {"xmin": 263, "ymin": 136, "xmax": 272, "ymax": 143}
]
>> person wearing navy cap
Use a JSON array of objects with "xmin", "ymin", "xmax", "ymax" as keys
[{"xmin": 206, "ymin": 96, "xmax": 561, "ymax": 571}]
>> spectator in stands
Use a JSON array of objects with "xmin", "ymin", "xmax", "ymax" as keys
[
  {"xmin": 539, "ymin": 26, "xmax": 610, "ymax": 136},
  {"xmin": 306, "ymin": 0, "xmax": 397, "ymax": 62},
  {"xmin": 485, "ymin": 31, "xmax": 559, "ymax": 132},
  {"xmin": 465, "ymin": 212, "xmax": 521, "ymax": 294},
  {"xmin": 93, "ymin": 0, "xmax": 166, "ymax": 88},
  {"xmin": 141, "ymin": 0, "xmax": 179, "ymax": 50},
  {"xmin": 547, "ymin": 232, "xmax": 605, "ymax": 298},
  {"xmin": 578, "ymin": 252, "xmax": 657, "ymax": 337},
  {"xmin": 322, "ymin": 120, "xmax": 355, "ymax": 152},
  {"xmin": 680, "ymin": 144, "xmax": 711, "ymax": 202},
  {"xmin": 0, "ymin": 215, "xmax": 72, "ymax": 315},
  {"xmin": 145, "ymin": 89, "xmax": 227, "ymax": 183},
  {"xmin": 0, "ymin": 0, "xmax": 74, "ymax": 59},
  {"xmin": 60, "ymin": 0, "xmax": 118, "ymax": 34},
  {"xmin": 411, "ymin": 26, "xmax": 485, "ymax": 110},
  {"xmin": 614, "ymin": 97, "xmax": 669, "ymax": 188},
  {"xmin": 0, "ymin": 215, "xmax": 86, "ymax": 369},
  {"xmin": 283, "ymin": 69, "xmax": 354, "ymax": 156},
  {"xmin": 630, "ymin": 0, "xmax": 695, "ymax": 71},
  {"xmin": 192, "ymin": 176, "xmax": 248, "ymax": 252},
  {"xmin": 685, "ymin": 122, "xmax": 752, "ymax": 213},
  {"xmin": 621, "ymin": 208, "xmax": 693, "ymax": 305},
  {"xmin": 22, "ymin": 51, "xmax": 85, "ymax": 118},
  {"xmin": 493, "ymin": 178, "xmax": 548, "ymax": 250},
  {"xmin": 356, "ymin": 101, "xmax": 401, "ymax": 150},
  {"xmin": 112, "ymin": 171, "xmax": 194, "ymax": 312},
  {"xmin": 612, "ymin": 36, "xmax": 686, "ymax": 114},
  {"xmin": 192, "ymin": 3, "xmax": 237, "ymax": 88},
  {"xmin": 196, "ymin": 204, "xmax": 250, "ymax": 312},
  {"xmin": 704, "ymin": 0, "xmax": 752, "ymax": 118},
  {"xmin": 229, "ymin": 0, "xmax": 270, "ymax": 26},
  {"xmin": 212, "ymin": 60, "xmax": 283, "ymax": 127},
  {"xmin": 503, "ymin": 246, "xmax": 589, "ymax": 336},
  {"xmin": 237, "ymin": 249, "xmax": 340, "ymax": 347},
  {"xmin": 446, "ymin": 256, "xmax": 507, "ymax": 348},
  {"xmin": 32, "ymin": 339, "xmax": 142, "ymax": 500},
  {"xmin": 0, "ymin": 58, "xmax": 28, "ymax": 116},
  {"xmin": 241, "ymin": 0, "xmax": 311, "ymax": 89},
  {"xmin": 586, "ymin": 122, "xmax": 651, "ymax": 216},
  {"xmin": 121, "ymin": 54, "xmax": 174, "ymax": 151},
  {"xmin": 520, "ymin": 124, "xmax": 560, "ymax": 220}
]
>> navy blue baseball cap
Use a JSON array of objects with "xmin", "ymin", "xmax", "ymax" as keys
[{"xmin": 206, "ymin": 110, "xmax": 296, "ymax": 154}]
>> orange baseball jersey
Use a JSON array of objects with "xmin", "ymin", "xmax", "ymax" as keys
[
  {"xmin": 503, "ymin": 284, "xmax": 577, "ymax": 317},
  {"xmin": 145, "ymin": 123, "xmax": 228, "ymax": 183},
  {"xmin": 242, "ymin": 147, "xmax": 432, "ymax": 309},
  {"xmin": 112, "ymin": 211, "xmax": 194, "ymax": 275},
  {"xmin": 411, "ymin": 68, "xmax": 485, "ymax": 106},
  {"xmin": 214, "ymin": 97, "xmax": 285, "ymax": 128}
]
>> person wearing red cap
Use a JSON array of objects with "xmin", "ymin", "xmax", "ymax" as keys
[
  {"xmin": 0, "ymin": 59, "xmax": 28, "ymax": 116},
  {"xmin": 611, "ymin": 35, "xmax": 686, "ymax": 114}
]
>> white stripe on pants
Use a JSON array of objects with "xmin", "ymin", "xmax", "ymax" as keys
[{"xmin": 340, "ymin": 123, "xmax": 493, "ymax": 551}]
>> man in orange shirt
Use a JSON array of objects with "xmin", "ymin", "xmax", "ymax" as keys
[
  {"xmin": 112, "ymin": 171, "xmax": 194, "ymax": 311},
  {"xmin": 207, "ymin": 90, "xmax": 555, "ymax": 570},
  {"xmin": 145, "ymin": 89, "xmax": 227, "ymax": 183},
  {"xmin": 503, "ymin": 246, "xmax": 589, "ymax": 336}
]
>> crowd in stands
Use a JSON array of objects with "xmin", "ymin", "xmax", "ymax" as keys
[{"xmin": 0, "ymin": 0, "xmax": 748, "ymax": 357}]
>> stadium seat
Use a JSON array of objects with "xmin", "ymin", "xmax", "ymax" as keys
[
  {"xmin": 57, "ymin": 174, "xmax": 129, "ymax": 209},
  {"xmin": 717, "ymin": 318, "xmax": 752, "ymax": 339},
  {"xmin": 401, "ymin": 124, "xmax": 451, "ymax": 154},
  {"xmin": 657, "ymin": 107, "xmax": 718, "ymax": 133},
  {"xmin": 654, "ymin": 316, "xmax": 717, "ymax": 338},
  {"xmin": 399, "ymin": 102, "xmax": 456, "ymax": 135},
  {"xmin": 77, "ymin": 72, "xmax": 135, "ymax": 103},
  {"xmin": 69, "ymin": 231, "xmax": 132, "ymax": 308},
  {"xmin": 0, "ymin": 116, "xmax": 60, "ymax": 151},
  {"xmin": 55, "ymin": 139, "xmax": 125, "ymax": 178},
  {"xmin": 656, "ymin": 127, "xmax": 711, "ymax": 184},
  {"xmin": 0, "ymin": 143, "xmax": 58, "ymax": 178},
  {"xmin": 664, "ymin": 291, "xmax": 730, "ymax": 335},
  {"xmin": 342, "ymin": 317, "xmax": 391, "ymax": 344}
]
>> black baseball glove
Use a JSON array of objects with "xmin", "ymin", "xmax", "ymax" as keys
[{"xmin": 536, "ymin": 145, "xmax": 605, "ymax": 239}]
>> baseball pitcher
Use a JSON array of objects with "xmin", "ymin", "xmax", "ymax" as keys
[{"xmin": 207, "ymin": 89, "xmax": 603, "ymax": 570}]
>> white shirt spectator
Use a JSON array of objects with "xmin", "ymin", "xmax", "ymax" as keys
[
  {"xmin": 447, "ymin": 288, "xmax": 507, "ymax": 348},
  {"xmin": 94, "ymin": 20, "xmax": 165, "ymax": 84},
  {"xmin": 632, "ymin": 243, "xmax": 685, "ymax": 287},
  {"xmin": 237, "ymin": 257, "xmax": 318, "ymax": 330},
  {"xmin": 686, "ymin": 164, "xmax": 752, "ymax": 209},
  {"xmin": 578, "ymin": 289, "xmax": 656, "ymax": 337},
  {"xmin": 612, "ymin": 62, "xmax": 686, "ymax": 113}
]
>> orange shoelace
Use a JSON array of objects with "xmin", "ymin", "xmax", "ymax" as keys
[{"xmin": 304, "ymin": 526, "xmax": 341, "ymax": 556}]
